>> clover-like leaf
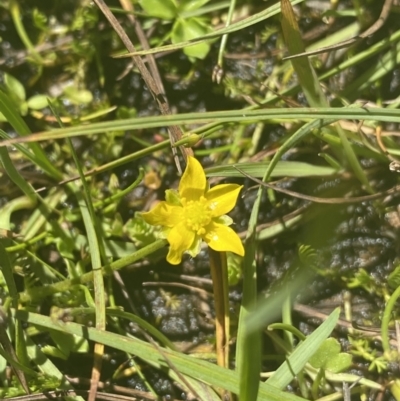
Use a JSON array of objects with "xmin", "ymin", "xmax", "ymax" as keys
[
  {"xmin": 309, "ymin": 338, "xmax": 352, "ymax": 373},
  {"xmin": 26, "ymin": 94, "xmax": 49, "ymax": 110},
  {"xmin": 178, "ymin": 0, "xmax": 210, "ymax": 13},
  {"xmin": 63, "ymin": 86, "xmax": 93, "ymax": 105},
  {"xmin": 4, "ymin": 73, "xmax": 26, "ymax": 103},
  {"xmin": 171, "ymin": 17, "xmax": 210, "ymax": 59},
  {"xmin": 139, "ymin": 0, "xmax": 177, "ymax": 20}
]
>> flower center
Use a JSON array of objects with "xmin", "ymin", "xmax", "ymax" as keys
[{"xmin": 182, "ymin": 196, "xmax": 212, "ymax": 236}]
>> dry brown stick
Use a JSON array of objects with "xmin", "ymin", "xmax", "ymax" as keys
[
  {"xmin": 118, "ymin": 0, "xmax": 165, "ymax": 96},
  {"xmin": 67, "ymin": 376, "xmax": 182, "ymax": 400},
  {"xmin": 7, "ymin": 382, "xmax": 180, "ymax": 401},
  {"xmin": 89, "ymin": 3, "xmax": 189, "ymax": 400},
  {"xmin": 118, "ymin": 0, "xmax": 185, "ymax": 166},
  {"xmin": 293, "ymin": 303, "xmax": 399, "ymax": 347},
  {"xmin": 94, "ymin": 0, "xmax": 193, "ymax": 174},
  {"xmin": 142, "ymin": 281, "xmax": 212, "ymax": 297},
  {"xmin": 374, "ymin": 124, "xmax": 400, "ymax": 168}
]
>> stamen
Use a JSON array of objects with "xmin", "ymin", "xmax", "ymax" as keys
[{"xmin": 183, "ymin": 198, "xmax": 212, "ymax": 234}]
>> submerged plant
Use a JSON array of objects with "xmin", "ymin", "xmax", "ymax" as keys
[{"xmin": 141, "ymin": 156, "xmax": 244, "ymax": 265}]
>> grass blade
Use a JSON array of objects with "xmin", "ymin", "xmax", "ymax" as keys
[
  {"xmin": 280, "ymin": 0, "xmax": 373, "ymax": 191},
  {"xmin": 267, "ymin": 308, "xmax": 340, "ymax": 389},
  {"xmin": 0, "ymin": 90, "xmax": 62, "ymax": 180},
  {"xmin": 15, "ymin": 310, "xmax": 308, "ymax": 401},
  {"xmin": 1, "ymin": 107, "xmax": 400, "ymax": 146},
  {"xmin": 280, "ymin": 0, "xmax": 327, "ymax": 107}
]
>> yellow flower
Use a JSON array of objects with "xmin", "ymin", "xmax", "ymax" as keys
[{"xmin": 142, "ymin": 157, "xmax": 245, "ymax": 265}]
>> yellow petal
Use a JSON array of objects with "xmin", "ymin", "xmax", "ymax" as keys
[
  {"xmin": 141, "ymin": 202, "xmax": 182, "ymax": 227},
  {"xmin": 166, "ymin": 222, "xmax": 195, "ymax": 264},
  {"xmin": 179, "ymin": 157, "xmax": 206, "ymax": 201},
  {"xmin": 204, "ymin": 222, "xmax": 244, "ymax": 256},
  {"xmin": 206, "ymin": 184, "xmax": 243, "ymax": 217}
]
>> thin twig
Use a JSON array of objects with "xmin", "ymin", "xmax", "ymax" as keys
[
  {"xmin": 235, "ymin": 166, "xmax": 400, "ymax": 204},
  {"xmin": 93, "ymin": 0, "xmax": 193, "ymax": 174},
  {"xmin": 283, "ymin": 0, "xmax": 394, "ymax": 60},
  {"xmin": 118, "ymin": 0, "xmax": 165, "ymax": 95},
  {"xmin": 293, "ymin": 303, "xmax": 399, "ymax": 347},
  {"xmin": 142, "ymin": 281, "xmax": 212, "ymax": 297}
]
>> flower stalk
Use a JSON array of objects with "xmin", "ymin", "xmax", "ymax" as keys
[
  {"xmin": 142, "ymin": 156, "xmax": 244, "ymax": 390},
  {"xmin": 208, "ymin": 249, "xmax": 230, "ymax": 369}
]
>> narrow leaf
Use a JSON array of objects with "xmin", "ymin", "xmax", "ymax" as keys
[
  {"xmin": 267, "ymin": 308, "xmax": 340, "ymax": 389},
  {"xmin": 280, "ymin": 0, "xmax": 328, "ymax": 107},
  {"xmin": 16, "ymin": 310, "xmax": 307, "ymax": 401}
]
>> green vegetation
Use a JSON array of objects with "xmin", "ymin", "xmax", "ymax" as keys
[{"xmin": 0, "ymin": 0, "xmax": 399, "ymax": 400}]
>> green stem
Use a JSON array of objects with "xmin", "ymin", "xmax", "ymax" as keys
[
  {"xmin": 208, "ymin": 249, "xmax": 231, "ymax": 400},
  {"xmin": 18, "ymin": 239, "xmax": 167, "ymax": 303},
  {"xmin": 0, "ymin": 196, "xmax": 36, "ymax": 231},
  {"xmin": 91, "ymin": 168, "xmax": 144, "ymax": 210},
  {"xmin": 9, "ymin": 0, "xmax": 44, "ymax": 64},
  {"xmin": 208, "ymin": 248, "xmax": 228, "ymax": 369},
  {"xmin": 381, "ymin": 285, "xmax": 400, "ymax": 357},
  {"xmin": 221, "ymin": 251, "xmax": 230, "ymax": 368},
  {"xmin": 5, "ymin": 232, "xmax": 47, "ymax": 253},
  {"xmin": 282, "ymin": 295, "xmax": 294, "ymax": 348},
  {"xmin": 267, "ymin": 323, "xmax": 306, "ymax": 342},
  {"xmin": 216, "ymin": 0, "xmax": 237, "ymax": 69}
]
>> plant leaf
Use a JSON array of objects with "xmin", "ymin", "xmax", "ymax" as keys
[
  {"xmin": 206, "ymin": 161, "xmax": 337, "ymax": 178},
  {"xmin": 139, "ymin": 0, "xmax": 177, "ymax": 20},
  {"xmin": 16, "ymin": 310, "xmax": 308, "ymax": 401},
  {"xmin": 267, "ymin": 308, "xmax": 340, "ymax": 389},
  {"xmin": 178, "ymin": 0, "xmax": 210, "ymax": 12},
  {"xmin": 309, "ymin": 338, "xmax": 352, "ymax": 373},
  {"xmin": 172, "ymin": 18, "xmax": 210, "ymax": 59},
  {"xmin": 280, "ymin": 0, "xmax": 327, "ymax": 107}
]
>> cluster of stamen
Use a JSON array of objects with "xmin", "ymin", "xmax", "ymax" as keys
[{"xmin": 181, "ymin": 196, "xmax": 212, "ymax": 235}]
